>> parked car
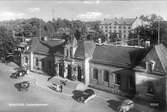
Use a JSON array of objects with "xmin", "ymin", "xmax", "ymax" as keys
[
  {"xmin": 15, "ymin": 81, "xmax": 30, "ymax": 91},
  {"xmin": 48, "ymin": 82, "xmax": 63, "ymax": 92},
  {"xmin": 10, "ymin": 70, "xmax": 27, "ymax": 79},
  {"xmin": 117, "ymin": 99, "xmax": 134, "ymax": 112},
  {"xmin": 74, "ymin": 89, "xmax": 96, "ymax": 103}
]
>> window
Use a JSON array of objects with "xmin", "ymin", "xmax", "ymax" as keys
[
  {"xmin": 119, "ymin": 30, "xmax": 121, "ymax": 34},
  {"xmin": 24, "ymin": 57, "xmax": 28, "ymax": 64},
  {"xmin": 70, "ymin": 47, "xmax": 73, "ymax": 57},
  {"xmin": 123, "ymin": 26, "xmax": 126, "ymax": 29},
  {"xmin": 146, "ymin": 60, "xmax": 156, "ymax": 73},
  {"xmin": 115, "ymin": 74, "xmax": 121, "ymax": 85},
  {"xmin": 128, "ymin": 75, "xmax": 134, "ymax": 89},
  {"xmin": 66, "ymin": 49, "xmax": 69, "ymax": 57},
  {"xmin": 103, "ymin": 70, "xmax": 109, "ymax": 82},
  {"xmin": 147, "ymin": 81, "xmax": 155, "ymax": 95},
  {"xmin": 48, "ymin": 61, "xmax": 52, "ymax": 68},
  {"xmin": 128, "ymin": 26, "xmax": 131, "ymax": 29},
  {"xmin": 35, "ymin": 57, "xmax": 39, "ymax": 66},
  {"xmin": 93, "ymin": 69, "xmax": 98, "ymax": 80},
  {"xmin": 119, "ymin": 26, "xmax": 121, "ymax": 29}
]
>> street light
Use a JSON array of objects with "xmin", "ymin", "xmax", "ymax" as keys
[{"xmin": 154, "ymin": 17, "xmax": 162, "ymax": 45}]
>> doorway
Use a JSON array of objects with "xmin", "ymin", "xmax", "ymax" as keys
[
  {"xmin": 67, "ymin": 64, "xmax": 72, "ymax": 79},
  {"xmin": 77, "ymin": 66, "xmax": 82, "ymax": 81},
  {"xmin": 59, "ymin": 63, "xmax": 64, "ymax": 77}
]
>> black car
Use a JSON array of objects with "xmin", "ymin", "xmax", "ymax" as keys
[
  {"xmin": 73, "ymin": 89, "xmax": 96, "ymax": 103},
  {"xmin": 10, "ymin": 70, "xmax": 27, "ymax": 79},
  {"xmin": 15, "ymin": 81, "xmax": 30, "ymax": 91}
]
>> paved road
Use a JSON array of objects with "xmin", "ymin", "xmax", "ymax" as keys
[
  {"xmin": 0, "ymin": 64, "xmax": 115, "ymax": 112},
  {"xmin": 0, "ymin": 63, "xmax": 163, "ymax": 112}
]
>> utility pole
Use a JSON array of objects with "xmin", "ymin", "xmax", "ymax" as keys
[
  {"xmin": 137, "ymin": 28, "xmax": 140, "ymax": 46},
  {"xmin": 158, "ymin": 20, "xmax": 160, "ymax": 45}
]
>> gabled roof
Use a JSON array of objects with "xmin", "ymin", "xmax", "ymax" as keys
[
  {"xmin": 29, "ymin": 37, "xmax": 64, "ymax": 55},
  {"xmin": 74, "ymin": 41, "xmax": 96, "ymax": 59},
  {"xmin": 155, "ymin": 44, "xmax": 167, "ymax": 73},
  {"xmin": 91, "ymin": 45, "xmax": 146, "ymax": 68},
  {"xmin": 101, "ymin": 18, "xmax": 136, "ymax": 25}
]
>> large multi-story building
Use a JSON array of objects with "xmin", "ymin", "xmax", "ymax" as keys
[{"xmin": 100, "ymin": 17, "xmax": 141, "ymax": 45}]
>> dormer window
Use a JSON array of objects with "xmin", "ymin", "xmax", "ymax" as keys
[{"xmin": 146, "ymin": 60, "xmax": 156, "ymax": 73}]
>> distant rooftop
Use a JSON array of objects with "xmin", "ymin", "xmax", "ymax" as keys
[{"xmin": 100, "ymin": 17, "xmax": 137, "ymax": 25}]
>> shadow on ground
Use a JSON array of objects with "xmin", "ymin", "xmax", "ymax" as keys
[{"xmin": 107, "ymin": 99, "xmax": 121, "ymax": 111}]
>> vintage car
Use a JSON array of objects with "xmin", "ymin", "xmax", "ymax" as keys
[
  {"xmin": 117, "ymin": 99, "xmax": 134, "ymax": 112},
  {"xmin": 10, "ymin": 70, "xmax": 27, "ymax": 79},
  {"xmin": 73, "ymin": 89, "xmax": 96, "ymax": 103},
  {"xmin": 15, "ymin": 81, "xmax": 30, "ymax": 91},
  {"xmin": 48, "ymin": 83, "xmax": 63, "ymax": 92}
]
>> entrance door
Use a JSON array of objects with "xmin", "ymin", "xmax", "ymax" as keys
[
  {"xmin": 77, "ymin": 66, "xmax": 82, "ymax": 81},
  {"xmin": 59, "ymin": 63, "xmax": 64, "ymax": 77},
  {"xmin": 67, "ymin": 65, "xmax": 72, "ymax": 79}
]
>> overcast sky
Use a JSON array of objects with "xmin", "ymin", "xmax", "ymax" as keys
[{"xmin": 0, "ymin": 0, "xmax": 167, "ymax": 21}]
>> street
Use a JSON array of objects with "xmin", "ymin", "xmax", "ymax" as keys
[{"xmin": 0, "ymin": 63, "xmax": 116, "ymax": 112}]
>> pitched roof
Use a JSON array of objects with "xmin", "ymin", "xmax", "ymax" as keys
[
  {"xmin": 29, "ymin": 37, "xmax": 64, "ymax": 55},
  {"xmin": 74, "ymin": 41, "xmax": 96, "ymax": 59},
  {"xmin": 91, "ymin": 45, "xmax": 146, "ymax": 68},
  {"xmin": 101, "ymin": 18, "xmax": 136, "ymax": 25},
  {"xmin": 155, "ymin": 44, "xmax": 167, "ymax": 73}
]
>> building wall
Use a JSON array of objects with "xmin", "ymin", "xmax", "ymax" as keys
[
  {"xmin": 74, "ymin": 59, "xmax": 85, "ymax": 83},
  {"xmin": 145, "ymin": 47, "xmax": 165, "ymax": 73},
  {"xmin": 135, "ymin": 71, "xmax": 166, "ymax": 109},
  {"xmin": 89, "ymin": 62, "xmax": 136, "ymax": 96},
  {"xmin": 21, "ymin": 53, "xmax": 30, "ymax": 68},
  {"xmin": 99, "ymin": 22, "xmax": 132, "ymax": 45},
  {"xmin": 32, "ymin": 53, "xmax": 55, "ymax": 76}
]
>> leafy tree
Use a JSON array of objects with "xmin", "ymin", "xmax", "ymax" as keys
[
  {"xmin": 128, "ymin": 14, "xmax": 164, "ymax": 46},
  {"xmin": 0, "ymin": 26, "xmax": 16, "ymax": 61}
]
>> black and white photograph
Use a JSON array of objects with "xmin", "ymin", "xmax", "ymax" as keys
[{"xmin": 0, "ymin": 0, "xmax": 167, "ymax": 112}]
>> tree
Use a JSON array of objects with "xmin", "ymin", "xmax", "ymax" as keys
[
  {"xmin": 109, "ymin": 32, "xmax": 120, "ymax": 43},
  {"xmin": 0, "ymin": 26, "xmax": 16, "ymax": 61},
  {"xmin": 128, "ymin": 14, "xmax": 164, "ymax": 46}
]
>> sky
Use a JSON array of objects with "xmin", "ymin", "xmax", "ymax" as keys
[{"xmin": 0, "ymin": 0, "xmax": 167, "ymax": 21}]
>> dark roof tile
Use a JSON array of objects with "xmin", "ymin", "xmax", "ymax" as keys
[{"xmin": 91, "ymin": 45, "xmax": 146, "ymax": 68}]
